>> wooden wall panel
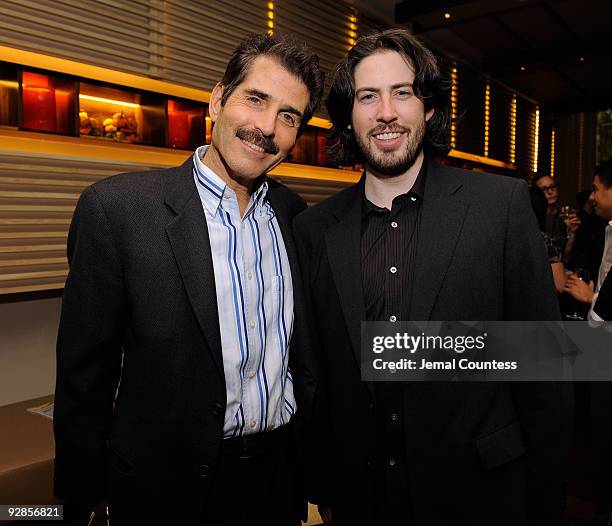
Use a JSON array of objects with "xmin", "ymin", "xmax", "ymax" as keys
[
  {"xmin": 0, "ymin": 152, "xmax": 353, "ymax": 294},
  {"xmin": 0, "ymin": 154, "xmax": 163, "ymax": 294}
]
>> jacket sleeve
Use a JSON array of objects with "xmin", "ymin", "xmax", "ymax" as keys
[
  {"xmin": 593, "ymin": 270, "xmax": 612, "ymax": 321},
  {"xmin": 54, "ymin": 186, "xmax": 126, "ymax": 505},
  {"xmin": 504, "ymin": 181, "xmax": 573, "ymax": 525}
]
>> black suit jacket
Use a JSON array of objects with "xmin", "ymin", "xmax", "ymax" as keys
[
  {"xmin": 594, "ymin": 269, "xmax": 612, "ymax": 321},
  {"xmin": 54, "ymin": 156, "xmax": 315, "ymax": 524},
  {"xmin": 293, "ymin": 159, "xmax": 573, "ymax": 526}
]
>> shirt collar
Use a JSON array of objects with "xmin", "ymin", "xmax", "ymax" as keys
[
  {"xmin": 192, "ymin": 145, "xmax": 269, "ymax": 215},
  {"xmin": 362, "ymin": 156, "xmax": 427, "ymax": 215}
]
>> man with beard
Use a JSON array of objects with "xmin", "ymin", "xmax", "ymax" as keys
[
  {"xmin": 293, "ymin": 29, "xmax": 572, "ymax": 525},
  {"xmin": 54, "ymin": 34, "xmax": 323, "ymax": 526}
]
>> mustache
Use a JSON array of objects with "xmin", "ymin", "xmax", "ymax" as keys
[
  {"xmin": 236, "ymin": 128, "xmax": 279, "ymax": 155},
  {"xmin": 369, "ymin": 124, "xmax": 408, "ymax": 136}
]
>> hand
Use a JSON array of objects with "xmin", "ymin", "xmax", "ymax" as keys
[
  {"xmin": 318, "ymin": 506, "xmax": 333, "ymax": 525},
  {"xmin": 564, "ymin": 275, "xmax": 594, "ymax": 304},
  {"xmin": 565, "ymin": 212, "xmax": 581, "ymax": 236}
]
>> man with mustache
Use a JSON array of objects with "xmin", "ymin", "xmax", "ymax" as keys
[
  {"xmin": 54, "ymin": 34, "xmax": 323, "ymax": 525},
  {"xmin": 294, "ymin": 29, "xmax": 572, "ymax": 525}
]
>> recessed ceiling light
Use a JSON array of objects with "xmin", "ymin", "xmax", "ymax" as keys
[
  {"xmin": 579, "ymin": 56, "xmax": 585, "ymax": 62},
  {"xmin": 520, "ymin": 65, "xmax": 526, "ymax": 72},
  {"xmin": 444, "ymin": 12, "xmax": 451, "ymax": 19}
]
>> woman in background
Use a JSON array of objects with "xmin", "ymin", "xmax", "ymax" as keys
[{"xmin": 530, "ymin": 185, "xmax": 567, "ymax": 292}]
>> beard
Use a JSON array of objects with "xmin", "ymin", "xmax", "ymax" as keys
[{"xmin": 355, "ymin": 119, "xmax": 427, "ymax": 177}]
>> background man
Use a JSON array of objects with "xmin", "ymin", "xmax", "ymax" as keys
[
  {"xmin": 54, "ymin": 34, "xmax": 322, "ymax": 526},
  {"xmin": 294, "ymin": 29, "xmax": 572, "ymax": 526},
  {"xmin": 565, "ymin": 160, "xmax": 612, "ymax": 526},
  {"xmin": 566, "ymin": 160, "xmax": 612, "ymax": 323}
]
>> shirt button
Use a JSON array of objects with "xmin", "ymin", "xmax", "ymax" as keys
[
  {"xmin": 389, "ymin": 315, "xmax": 397, "ymax": 322},
  {"xmin": 247, "ymin": 271, "xmax": 253, "ymax": 280},
  {"xmin": 250, "ymin": 420, "xmax": 257, "ymax": 429},
  {"xmin": 410, "ymin": 196, "xmax": 417, "ymax": 202},
  {"xmin": 389, "ymin": 458, "xmax": 397, "ymax": 467},
  {"xmin": 390, "ymin": 413, "xmax": 398, "ymax": 422},
  {"xmin": 390, "ymin": 266, "xmax": 397, "ymax": 274},
  {"xmin": 391, "ymin": 221, "xmax": 398, "ymax": 228},
  {"xmin": 249, "ymin": 320, "xmax": 255, "ymax": 329},
  {"xmin": 248, "ymin": 371, "xmax": 256, "ymax": 379},
  {"xmin": 241, "ymin": 223, "xmax": 246, "ymax": 230}
]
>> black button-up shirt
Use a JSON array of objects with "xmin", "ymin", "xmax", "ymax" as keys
[
  {"xmin": 360, "ymin": 161, "xmax": 426, "ymax": 523},
  {"xmin": 361, "ymin": 162, "xmax": 426, "ymax": 322}
]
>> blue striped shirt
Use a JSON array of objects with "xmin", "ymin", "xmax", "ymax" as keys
[{"xmin": 193, "ymin": 146, "xmax": 296, "ymax": 437}]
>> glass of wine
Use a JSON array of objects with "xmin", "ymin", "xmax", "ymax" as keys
[
  {"xmin": 559, "ymin": 205, "xmax": 572, "ymax": 223},
  {"xmin": 564, "ymin": 268, "xmax": 591, "ymax": 321}
]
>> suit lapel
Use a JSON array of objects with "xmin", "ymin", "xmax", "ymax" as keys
[
  {"xmin": 266, "ymin": 184, "xmax": 298, "ymax": 280},
  {"xmin": 266, "ymin": 184, "xmax": 301, "ymax": 352},
  {"xmin": 411, "ymin": 161, "xmax": 469, "ymax": 320},
  {"xmin": 325, "ymin": 183, "xmax": 367, "ymax": 372},
  {"xmin": 266, "ymin": 184, "xmax": 318, "ymax": 404},
  {"xmin": 164, "ymin": 158, "xmax": 224, "ymax": 378}
]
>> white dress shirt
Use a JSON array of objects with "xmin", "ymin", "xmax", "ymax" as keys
[
  {"xmin": 192, "ymin": 145, "xmax": 296, "ymax": 437},
  {"xmin": 588, "ymin": 220, "xmax": 612, "ymax": 325}
]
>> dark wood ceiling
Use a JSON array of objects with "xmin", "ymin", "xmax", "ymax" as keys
[{"xmin": 394, "ymin": 0, "xmax": 612, "ymax": 113}]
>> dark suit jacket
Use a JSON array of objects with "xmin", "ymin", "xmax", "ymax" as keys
[
  {"xmin": 594, "ymin": 269, "xmax": 612, "ymax": 321},
  {"xmin": 54, "ymin": 156, "xmax": 315, "ymax": 525},
  {"xmin": 293, "ymin": 159, "xmax": 573, "ymax": 526}
]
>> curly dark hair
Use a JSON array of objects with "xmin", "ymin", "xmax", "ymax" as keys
[
  {"xmin": 220, "ymin": 33, "xmax": 324, "ymax": 134},
  {"xmin": 326, "ymin": 29, "xmax": 452, "ymax": 164}
]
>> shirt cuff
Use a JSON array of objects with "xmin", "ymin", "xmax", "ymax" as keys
[{"xmin": 587, "ymin": 293, "xmax": 603, "ymax": 325}]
